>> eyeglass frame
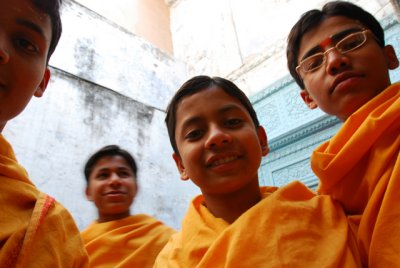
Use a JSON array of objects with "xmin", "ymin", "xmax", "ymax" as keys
[{"xmin": 295, "ymin": 29, "xmax": 371, "ymax": 75}]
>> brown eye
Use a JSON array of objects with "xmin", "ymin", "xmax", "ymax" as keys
[
  {"xmin": 225, "ymin": 118, "xmax": 242, "ymax": 128},
  {"xmin": 15, "ymin": 38, "xmax": 38, "ymax": 53},
  {"xmin": 185, "ymin": 129, "xmax": 203, "ymax": 140}
]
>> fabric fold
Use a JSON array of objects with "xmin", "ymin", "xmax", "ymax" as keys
[
  {"xmin": 312, "ymin": 83, "xmax": 400, "ymax": 266},
  {"xmin": 155, "ymin": 181, "xmax": 360, "ymax": 268},
  {"xmin": 81, "ymin": 214, "xmax": 175, "ymax": 268},
  {"xmin": 0, "ymin": 135, "xmax": 89, "ymax": 268}
]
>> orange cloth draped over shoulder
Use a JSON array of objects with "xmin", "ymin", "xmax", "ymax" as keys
[
  {"xmin": 312, "ymin": 83, "xmax": 400, "ymax": 267},
  {"xmin": 81, "ymin": 214, "xmax": 175, "ymax": 268},
  {"xmin": 154, "ymin": 182, "xmax": 361, "ymax": 268},
  {"xmin": 0, "ymin": 135, "xmax": 89, "ymax": 268}
]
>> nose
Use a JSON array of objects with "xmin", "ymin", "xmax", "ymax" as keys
[
  {"xmin": 0, "ymin": 38, "xmax": 10, "ymax": 64},
  {"xmin": 109, "ymin": 173, "xmax": 122, "ymax": 187},
  {"xmin": 324, "ymin": 48, "xmax": 350, "ymax": 75},
  {"xmin": 205, "ymin": 125, "xmax": 233, "ymax": 149}
]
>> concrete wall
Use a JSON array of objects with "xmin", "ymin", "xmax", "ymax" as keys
[
  {"xmin": 77, "ymin": 0, "xmax": 173, "ymax": 55},
  {"xmin": 3, "ymin": 0, "xmax": 399, "ymax": 230},
  {"xmin": 3, "ymin": 0, "xmax": 198, "ymax": 230},
  {"xmin": 167, "ymin": 0, "xmax": 397, "ymax": 96}
]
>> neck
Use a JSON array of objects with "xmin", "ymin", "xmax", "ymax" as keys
[
  {"xmin": 98, "ymin": 211, "xmax": 130, "ymax": 223},
  {"xmin": 202, "ymin": 180, "xmax": 261, "ymax": 224}
]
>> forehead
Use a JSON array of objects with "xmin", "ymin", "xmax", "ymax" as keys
[
  {"xmin": 0, "ymin": 0, "xmax": 52, "ymax": 40},
  {"xmin": 298, "ymin": 16, "xmax": 364, "ymax": 59},
  {"xmin": 92, "ymin": 155, "xmax": 131, "ymax": 171},
  {"xmin": 175, "ymin": 86, "xmax": 248, "ymax": 123}
]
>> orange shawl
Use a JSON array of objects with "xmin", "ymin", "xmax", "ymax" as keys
[
  {"xmin": 312, "ymin": 83, "xmax": 400, "ymax": 266},
  {"xmin": 154, "ymin": 182, "xmax": 360, "ymax": 268},
  {"xmin": 81, "ymin": 214, "xmax": 175, "ymax": 268},
  {"xmin": 0, "ymin": 135, "xmax": 89, "ymax": 267}
]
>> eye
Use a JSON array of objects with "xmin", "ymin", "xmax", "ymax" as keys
[
  {"xmin": 303, "ymin": 54, "xmax": 324, "ymax": 72},
  {"xmin": 184, "ymin": 129, "xmax": 204, "ymax": 141},
  {"xmin": 337, "ymin": 33, "xmax": 365, "ymax": 52},
  {"xmin": 118, "ymin": 171, "xmax": 131, "ymax": 178},
  {"xmin": 225, "ymin": 118, "xmax": 243, "ymax": 128},
  {"xmin": 15, "ymin": 38, "xmax": 39, "ymax": 54},
  {"xmin": 96, "ymin": 172, "xmax": 109, "ymax": 180}
]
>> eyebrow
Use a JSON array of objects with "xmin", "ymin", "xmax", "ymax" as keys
[
  {"xmin": 300, "ymin": 27, "xmax": 364, "ymax": 61},
  {"xmin": 16, "ymin": 18, "xmax": 47, "ymax": 38},
  {"xmin": 178, "ymin": 104, "xmax": 243, "ymax": 133}
]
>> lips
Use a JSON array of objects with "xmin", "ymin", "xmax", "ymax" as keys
[
  {"xmin": 206, "ymin": 153, "xmax": 240, "ymax": 168},
  {"xmin": 330, "ymin": 71, "xmax": 364, "ymax": 93},
  {"xmin": 104, "ymin": 190, "xmax": 126, "ymax": 196}
]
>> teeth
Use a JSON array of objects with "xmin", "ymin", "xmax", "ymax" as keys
[{"xmin": 212, "ymin": 156, "xmax": 238, "ymax": 166}]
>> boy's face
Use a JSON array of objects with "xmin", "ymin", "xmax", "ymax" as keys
[
  {"xmin": 172, "ymin": 86, "xmax": 268, "ymax": 196},
  {"xmin": 86, "ymin": 155, "xmax": 137, "ymax": 221},
  {"xmin": 0, "ymin": 0, "xmax": 52, "ymax": 131},
  {"xmin": 297, "ymin": 16, "xmax": 398, "ymax": 121}
]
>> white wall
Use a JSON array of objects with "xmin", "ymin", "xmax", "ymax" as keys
[
  {"xmin": 3, "ymin": 0, "xmax": 199, "ymax": 230},
  {"xmin": 168, "ymin": 0, "xmax": 397, "ymax": 96}
]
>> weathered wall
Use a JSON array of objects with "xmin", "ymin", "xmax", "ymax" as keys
[
  {"xmin": 3, "ymin": 0, "xmax": 399, "ymax": 231},
  {"xmin": 168, "ymin": 0, "xmax": 398, "ymax": 95},
  {"xmin": 3, "ymin": 0, "xmax": 198, "ymax": 230},
  {"xmin": 167, "ymin": 0, "xmax": 400, "ymax": 188},
  {"xmin": 252, "ymin": 12, "xmax": 400, "ymax": 188},
  {"xmin": 76, "ymin": 0, "xmax": 173, "ymax": 55}
]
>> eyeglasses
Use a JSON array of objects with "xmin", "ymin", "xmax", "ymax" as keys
[{"xmin": 296, "ymin": 30, "xmax": 369, "ymax": 74}]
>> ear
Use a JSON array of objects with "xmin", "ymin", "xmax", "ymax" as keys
[
  {"xmin": 300, "ymin": 89, "xmax": 318, "ymax": 109},
  {"xmin": 384, "ymin": 45, "xmax": 399, "ymax": 70},
  {"xmin": 257, "ymin": 126, "xmax": 269, "ymax": 156},
  {"xmin": 172, "ymin": 153, "xmax": 189, "ymax": 181},
  {"xmin": 34, "ymin": 67, "xmax": 51, "ymax": 97},
  {"xmin": 85, "ymin": 186, "xmax": 93, "ymax": 201}
]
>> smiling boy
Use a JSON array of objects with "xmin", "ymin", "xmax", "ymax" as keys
[
  {"xmin": 0, "ymin": 0, "xmax": 89, "ymax": 266},
  {"xmin": 154, "ymin": 75, "xmax": 361, "ymax": 267},
  {"xmin": 287, "ymin": 1, "xmax": 400, "ymax": 266},
  {"xmin": 82, "ymin": 145, "xmax": 175, "ymax": 268}
]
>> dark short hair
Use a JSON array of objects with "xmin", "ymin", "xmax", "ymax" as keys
[
  {"xmin": 165, "ymin": 75, "xmax": 260, "ymax": 155},
  {"xmin": 32, "ymin": 0, "xmax": 63, "ymax": 62},
  {"xmin": 287, "ymin": 1, "xmax": 385, "ymax": 89},
  {"xmin": 84, "ymin": 145, "xmax": 137, "ymax": 185}
]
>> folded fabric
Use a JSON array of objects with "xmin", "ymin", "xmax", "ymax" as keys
[{"xmin": 312, "ymin": 83, "xmax": 400, "ymax": 266}]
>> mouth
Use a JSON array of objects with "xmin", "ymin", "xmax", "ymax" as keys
[
  {"xmin": 207, "ymin": 154, "xmax": 240, "ymax": 167},
  {"xmin": 330, "ymin": 71, "xmax": 364, "ymax": 93},
  {"xmin": 104, "ymin": 190, "xmax": 126, "ymax": 196}
]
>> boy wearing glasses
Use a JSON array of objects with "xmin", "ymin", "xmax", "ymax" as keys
[{"xmin": 287, "ymin": 1, "xmax": 399, "ymax": 266}]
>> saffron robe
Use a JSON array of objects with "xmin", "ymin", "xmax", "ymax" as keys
[
  {"xmin": 312, "ymin": 83, "xmax": 400, "ymax": 267},
  {"xmin": 154, "ymin": 182, "xmax": 361, "ymax": 268},
  {"xmin": 81, "ymin": 214, "xmax": 175, "ymax": 268},
  {"xmin": 0, "ymin": 135, "xmax": 89, "ymax": 267}
]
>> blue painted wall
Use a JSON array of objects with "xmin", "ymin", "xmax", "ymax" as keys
[{"xmin": 252, "ymin": 15, "xmax": 400, "ymax": 189}]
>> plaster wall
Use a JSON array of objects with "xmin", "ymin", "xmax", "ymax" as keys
[
  {"xmin": 76, "ymin": 0, "xmax": 173, "ymax": 55},
  {"xmin": 3, "ymin": 0, "xmax": 197, "ymax": 230},
  {"xmin": 168, "ymin": 0, "xmax": 397, "ymax": 96}
]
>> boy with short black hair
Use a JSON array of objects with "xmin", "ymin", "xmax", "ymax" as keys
[
  {"xmin": 81, "ymin": 145, "xmax": 175, "ymax": 267},
  {"xmin": 155, "ymin": 75, "xmax": 361, "ymax": 267},
  {"xmin": 0, "ymin": 0, "xmax": 89, "ymax": 266},
  {"xmin": 287, "ymin": 1, "xmax": 400, "ymax": 266}
]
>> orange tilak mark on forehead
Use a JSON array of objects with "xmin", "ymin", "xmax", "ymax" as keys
[{"xmin": 319, "ymin": 37, "xmax": 333, "ymax": 49}]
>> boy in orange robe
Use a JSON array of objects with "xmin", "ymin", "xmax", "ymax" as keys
[
  {"xmin": 286, "ymin": 1, "xmax": 400, "ymax": 266},
  {"xmin": 81, "ymin": 145, "xmax": 175, "ymax": 268},
  {"xmin": 154, "ymin": 75, "xmax": 361, "ymax": 267},
  {"xmin": 0, "ymin": 0, "xmax": 89, "ymax": 266}
]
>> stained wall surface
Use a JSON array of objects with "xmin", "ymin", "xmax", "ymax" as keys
[
  {"xmin": 3, "ymin": 0, "xmax": 399, "ymax": 230},
  {"xmin": 3, "ymin": 0, "xmax": 197, "ymax": 230}
]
